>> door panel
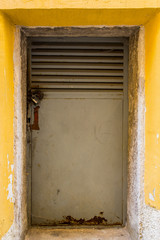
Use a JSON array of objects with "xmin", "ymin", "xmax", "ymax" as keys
[
  {"xmin": 31, "ymin": 96, "xmax": 123, "ymax": 225},
  {"xmin": 28, "ymin": 37, "xmax": 128, "ymax": 226}
]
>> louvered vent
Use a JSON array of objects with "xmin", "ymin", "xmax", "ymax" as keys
[{"xmin": 29, "ymin": 38, "xmax": 125, "ymax": 93}]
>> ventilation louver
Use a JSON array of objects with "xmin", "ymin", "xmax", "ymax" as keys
[{"xmin": 29, "ymin": 38, "xmax": 125, "ymax": 93}]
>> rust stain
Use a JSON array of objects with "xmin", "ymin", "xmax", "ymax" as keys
[
  {"xmin": 100, "ymin": 211, "xmax": 104, "ymax": 215},
  {"xmin": 32, "ymin": 214, "xmax": 122, "ymax": 226},
  {"xmin": 57, "ymin": 189, "xmax": 60, "ymax": 195},
  {"xmin": 30, "ymin": 106, "xmax": 40, "ymax": 130},
  {"xmin": 59, "ymin": 215, "xmax": 108, "ymax": 225}
]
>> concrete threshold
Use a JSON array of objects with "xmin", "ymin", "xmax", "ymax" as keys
[{"xmin": 25, "ymin": 227, "xmax": 131, "ymax": 240}]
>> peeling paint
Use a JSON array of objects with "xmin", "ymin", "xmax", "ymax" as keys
[
  {"xmin": 149, "ymin": 188, "xmax": 155, "ymax": 202},
  {"xmin": 149, "ymin": 193, "xmax": 155, "ymax": 201},
  {"xmin": 11, "ymin": 164, "xmax": 14, "ymax": 172},
  {"xmin": 156, "ymin": 133, "xmax": 159, "ymax": 144},
  {"xmin": 6, "ymin": 174, "xmax": 14, "ymax": 203}
]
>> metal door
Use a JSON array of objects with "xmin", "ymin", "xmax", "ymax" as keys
[{"xmin": 27, "ymin": 37, "xmax": 128, "ymax": 226}]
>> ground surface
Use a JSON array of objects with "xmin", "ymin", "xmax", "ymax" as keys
[{"xmin": 25, "ymin": 227, "xmax": 131, "ymax": 240}]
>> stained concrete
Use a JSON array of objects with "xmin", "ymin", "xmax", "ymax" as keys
[
  {"xmin": 22, "ymin": 26, "xmax": 138, "ymax": 37},
  {"xmin": 25, "ymin": 227, "xmax": 131, "ymax": 240}
]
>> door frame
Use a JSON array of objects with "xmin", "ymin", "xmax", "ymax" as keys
[{"xmin": 12, "ymin": 26, "xmax": 145, "ymax": 239}]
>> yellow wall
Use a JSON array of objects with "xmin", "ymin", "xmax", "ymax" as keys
[
  {"xmin": 0, "ymin": 0, "xmax": 160, "ymax": 238},
  {"xmin": 2, "ymin": 9, "xmax": 159, "ymax": 26},
  {"xmin": 0, "ymin": 12, "xmax": 15, "ymax": 239},
  {"xmin": 0, "ymin": 0, "xmax": 159, "ymax": 26},
  {"xmin": 5, "ymin": 0, "xmax": 160, "ymax": 9},
  {"xmin": 145, "ymin": 12, "xmax": 160, "ymax": 209},
  {"xmin": 0, "ymin": 0, "xmax": 159, "ymax": 9}
]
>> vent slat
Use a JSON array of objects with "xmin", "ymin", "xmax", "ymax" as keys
[
  {"xmin": 32, "ymin": 56, "xmax": 123, "ymax": 63},
  {"xmin": 30, "ymin": 39, "xmax": 125, "ymax": 92},
  {"xmin": 31, "ymin": 82, "xmax": 123, "ymax": 90},
  {"xmin": 32, "ymin": 76, "xmax": 123, "ymax": 83},
  {"xmin": 32, "ymin": 63, "xmax": 123, "ymax": 70},
  {"xmin": 32, "ymin": 69, "xmax": 123, "ymax": 76},
  {"xmin": 32, "ymin": 49, "xmax": 123, "ymax": 57},
  {"xmin": 31, "ymin": 42, "xmax": 124, "ymax": 50}
]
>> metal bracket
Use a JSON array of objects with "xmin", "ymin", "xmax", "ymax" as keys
[
  {"xmin": 30, "ymin": 106, "xmax": 40, "ymax": 130},
  {"xmin": 28, "ymin": 90, "xmax": 44, "ymax": 130}
]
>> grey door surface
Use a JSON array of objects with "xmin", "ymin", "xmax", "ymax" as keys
[{"xmin": 28, "ymin": 37, "xmax": 128, "ymax": 226}]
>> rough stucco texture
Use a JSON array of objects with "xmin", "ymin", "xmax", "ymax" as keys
[
  {"xmin": 0, "ymin": 13, "xmax": 15, "ymax": 239},
  {"xmin": 145, "ymin": 12, "xmax": 160, "ymax": 210}
]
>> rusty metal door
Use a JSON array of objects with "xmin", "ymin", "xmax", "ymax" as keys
[{"xmin": 27, "ymin": 37, "xmax": 128, "ymax": 226}]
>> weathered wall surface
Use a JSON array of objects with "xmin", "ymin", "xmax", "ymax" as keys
[
  {"xmin": 145, "ymin": 12, "xmax": 160, "ymax": 210},
  {"xmin": 127, "ymin": 28, "xmax": 145, "ymax": 240},
  {"xmin": 0, "ymin": 12, "xmax": 15, "ymax": 239},
  {"xmin": 0, "ymin": 0, "xmax": 160, "ymax": 239}
]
